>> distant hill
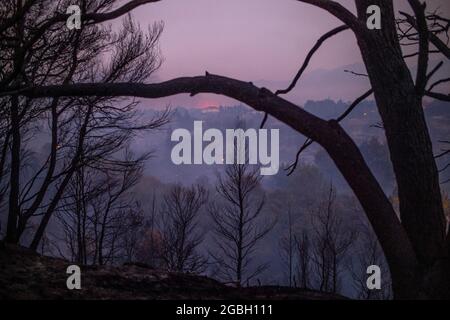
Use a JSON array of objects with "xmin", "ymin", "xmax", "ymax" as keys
[{"xmin": 425, "ymin": 100, "xmax": 450, "ymax": 118}]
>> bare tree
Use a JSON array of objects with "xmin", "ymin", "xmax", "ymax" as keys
[
  {"xmin": 159, "ymin": 184, "xmax": 208, "ymax": 273},
  {"xmin": 279, "ymin": 205, "xmax": 295, "ymax": 287},
  {"xmin": 55, "ymin": 149, "xmax": 146, "ymax": 265},
  {"xmin": 119, "ymin": 202, "xmax": 146, "ymax": 264},
  {"xmin": 56, "ymin": 166, "xmax": 95, "ymax": 264},
  {"xmin": 135, "ymin": 193, "xmax": 164, "ymax": 267},
  {"xmin": 294, "ymin": 231, "xmax": 311, "ymax": 289},
  {"xmin": 348, "ymin": 219, "xmax": 392, "ymax": 300},
  {"xmin": 309, "ymin": 184, "xmax": 357, "ymax": 294},
  {"xmin": 209, "ymin": 162, "xmax": 275, "ymax": 286},
  {"xmin": 90, "ymin": 154, "xmax": 145, "ymax": 265},
  {"xmin": 0, "ymin": 0, "xmax": 167, "ymax": 249}
]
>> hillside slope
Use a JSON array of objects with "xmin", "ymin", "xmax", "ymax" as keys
[{"xmin": 0, "ymin": 243, "xmax": 346, "ymax": 300}]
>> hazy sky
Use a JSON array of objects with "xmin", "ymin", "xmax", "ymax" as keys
[{"xmin": 128, "ymin": 0, "xmax": 450, "ymax": 107}]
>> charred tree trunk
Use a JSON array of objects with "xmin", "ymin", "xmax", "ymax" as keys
[
  {"xmin": 29, "ymin": 105, "xmax": 93, "ymax": 251},
  {"xmin": 5, "ymin": 0, "xmax": 24, "ymax": 244},
  {"xmin": 355, "ymin": 1, "xmax": 447, "ymax": 277},
  {"xmin": 5, "ymin": 96, "xmax": 20, "ymax": 244}
]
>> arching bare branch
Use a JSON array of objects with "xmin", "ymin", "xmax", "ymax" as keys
[
  {"xmin": 425, "ymin": 91, "xmax": 450, "ymax": 102},
  {"xmin": 285, "ymin": 88, "xmax": 373, "ymax": 177},
  {"xmin": 276, "ymin": 25, "xmax": 349, "ymax": 95},
  {"xmin": 296, "ymin": 0, "xmax": 364, "ymax": 33},
  {"xmin": 400, "ymin": 11, "xmax": 450, "ymax": 59},
  {"xmin": 428, "ymin": 77, "xmax": 450, "ymax": 92},
  {"xmin": 285, "ymin": 138, "xmax": 313, "ymax": 176},
  {"xmin": 336, "ymin": 89, "xmax": 374, "ymax": 122}
]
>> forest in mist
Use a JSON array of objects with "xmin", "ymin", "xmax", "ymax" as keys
[{"xmin": 2, "ymin": 97, "xmax": 448, "ymax": 299}]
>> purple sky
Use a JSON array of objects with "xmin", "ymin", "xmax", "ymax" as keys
[{"xmin": 129, "ymin": 0, "xmax": 450, "ymax": 108}]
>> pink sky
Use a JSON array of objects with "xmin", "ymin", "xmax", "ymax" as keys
[{"xmin": 128, "ymin": 0, "xmax": 450, "ymax": 108}]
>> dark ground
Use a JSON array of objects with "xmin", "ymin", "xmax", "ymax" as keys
[{"xmin": 0, "ymin": 242, "xmax": 346, "ymax": 300}]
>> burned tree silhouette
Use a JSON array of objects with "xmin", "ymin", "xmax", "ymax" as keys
[
  {"xmin": 309, "ymin": 184, "xmax": 356, "ymax": 294},
  {"xmin": 159, "ymin": 184, "xmax": 208, "ymax": 273},
  {"xmin": 279, "ymin": 205, "xmax": 295, "ymax": 287},
  {"xmin": 54, "ymin": 149, "xmax": 146, "ymax": 265},
  {"xmin": 348, "ymin": 218, "xmax": 392, "ymax": 300},
  {"xmin": 0, "ymin": 0, "xmax": 168, "ymax": 249},
  {"xmin": 285, "ymin": 184, "xmax": 356, "ymax": 294},
  {"xmin": 135, "ymin": 193, "xmax": 164, "ymax": 268},
  {"xmin": 294, "ymin": 231, "xmax": 312, "ymax": 290},
  {"xmin": 209, "ymin": 163, "xmax": 275, "ymax": 286}
]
